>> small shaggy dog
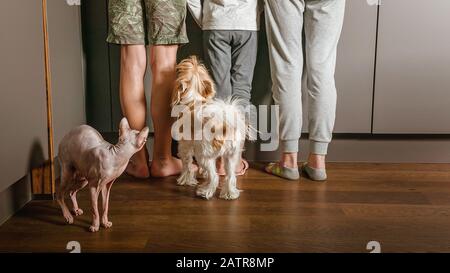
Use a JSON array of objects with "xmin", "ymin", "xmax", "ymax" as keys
[
  {"xmin": 57, "ymin": 118, "xmax": 149, "ymax": 232},
  {"xmin": 171, "ymin": 56, "xmax": 248, "ymax": 200}
]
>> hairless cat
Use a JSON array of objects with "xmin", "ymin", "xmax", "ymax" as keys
[{"xmin": 57, "ymin": 118, "xmax": 149, "ymax": 232}]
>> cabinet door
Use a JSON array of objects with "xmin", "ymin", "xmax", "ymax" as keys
[
  {"xmin": 0, "ymin": 0, "xmax": 48, "ymax": 192},
  {"xmin": 301, "ymin": 0, "xmax": 378, "ymax": 133},
  {"xmin": 333, "ymin": 0, "xmax": 378, "ymax": 133},
  {"xmin": 373, "ymin": 0, "xmax": 450, "ymax": 133}
]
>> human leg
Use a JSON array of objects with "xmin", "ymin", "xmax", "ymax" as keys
[
  {"xmin": 264, "ymin": 0, "xmax": 305, "ymax": 176},
  {"xmin": 304, "ymin": 0, "xmax": 346, "ymax": 172}
]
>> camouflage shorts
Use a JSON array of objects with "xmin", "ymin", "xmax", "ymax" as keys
[{"xmin": 107, "ymin": 0, "xmax": 189, "ymax": 45}]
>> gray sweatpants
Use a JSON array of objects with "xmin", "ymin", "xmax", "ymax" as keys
[
  {"xmin": 203, "ymin": 30, "xmax": 258, "ymax": 118},
  {"xmin": 265, "ymin": 0, "xmax": 346, "ymax": 155}
]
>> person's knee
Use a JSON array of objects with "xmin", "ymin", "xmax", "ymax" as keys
[
  {"xmin": 307, "ymin": 64, "xmax": 336, "ymax": 93},
  {"xmin": 121, "ymin": 45, "xmax": 147, "ymax": 77},
  {"xmin": 150, "ymin": 57, "xmax": 176, "ymax": 78},
  {"xmin": 150, "ymin": 47, "xmax": 178, "ymax": 78},
  {"xmin": 307, "ymin": 53, "xmax": 336, "ymax": 83}
]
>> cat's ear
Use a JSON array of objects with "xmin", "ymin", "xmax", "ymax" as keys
[
  {"xmin": 119, "ymin": 117, "xmax": 130, "ymax": 136},
  {"xmin": 136, "ymin": 127, "xmax": 150, "ymax": 149}
]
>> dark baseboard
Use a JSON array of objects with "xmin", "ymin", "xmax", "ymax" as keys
[
  {"xmin": 33, "ymin": 194, "xmax": 54, "ymax": 200},
  {"xmin": 245, "ymin": 138, "xmax": 450, "ymax": 163},
  {"xmin": 0, "ymin": 157, "xmax": 59, "ymax": 227},
  {"xmin": 330, "ymin": 133, "xmax": 450, "ymax": 140},
  {"xmin": 0, "ymin": 175, "xmax": 32, "ymax": 226}
]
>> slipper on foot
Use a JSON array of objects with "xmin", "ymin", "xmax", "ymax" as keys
[
  {"xmin": 301, "ymin": 162, "xmax": 327, "ymax": 181},
  {"xmin": 265, "ymin": 162, "xmax": 300, "ymax": 181}
]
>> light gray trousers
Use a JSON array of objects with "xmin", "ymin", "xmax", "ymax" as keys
[{"xmin": 265, "ymin": 0, "xmax": 346, "ymax": 155}]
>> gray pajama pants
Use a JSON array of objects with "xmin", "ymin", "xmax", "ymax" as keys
[
  {"xmin": 203, "ymin": 30, "xmax": 258, "ymax": 121},
  {"xmin": 265, "ymin": 0, "xmax": 346, "ymax": 155}
]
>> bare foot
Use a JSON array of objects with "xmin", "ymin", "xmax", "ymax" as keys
[
  {"xmin": 235, "ymin": 159, "xmax": 249, "ymax": 176},
  {"xmin": 216, "ymin": 158, "xmax": 226, "ymax": 176},
  {"xmin": 150, "ymin": 157, "xmax": 184, "ymax": 177},
  {"xmin": 216, "ymin": 158, "xmax": 248, "ymax": 176},
  {"xmin": 126, "ymin": 160, "xmax": 150, "ymax": 178}
]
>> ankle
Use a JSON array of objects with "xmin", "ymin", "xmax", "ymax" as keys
[
  {"xmin": 129, "ymin": 158, "xmax": 148, "ymax": 168},
  {"xmin": 152, "ymin": 155, "xmax": 174, "ymax": 163},
  {"xmin": 281, "ymin": 153, "xmax": 298, "ymax": 168},
  {"xmin": 130, "ymin": 149, "xmax": 148, "ymax": 165},
  {"xmin": 308, "ymin": 154, "xmax": 326, "ymax": 169}
]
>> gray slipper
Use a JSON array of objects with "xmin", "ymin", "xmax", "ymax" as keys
[
  {"xmin": 301, "ymin": 162, "xmax": 327, "ymax": 181},
  {"xmin": 265, "ymin": 163, "xmax": 300, "ymax": 181}
]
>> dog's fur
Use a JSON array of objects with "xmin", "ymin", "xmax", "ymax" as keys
[
  {"xmin": 171, "ymin": 56, "xmax": 247, "ymax": 200},
  {"xmin": 57, "ymin": 118, "xmax": 149, "ymax": 232}
]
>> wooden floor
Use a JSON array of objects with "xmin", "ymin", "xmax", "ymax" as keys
[{"xmin": 1, "ymin": 163, "xmax": 450, "ymax": 253}]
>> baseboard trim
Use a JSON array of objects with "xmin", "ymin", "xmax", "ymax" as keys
[
  {"xmin": 33, "ymin": 194, "xmax": 54, "ymax": 200},
  {"xmin": 0, "ymin": 157, "xmax": 58, "ymax": 227},
  {"xmin": 245, "ymin": 138, "xmax": 450, "ymax": 163},
  {"xmin": 0, "ymin": 175, "xmax": 32, "ymax": 226}
]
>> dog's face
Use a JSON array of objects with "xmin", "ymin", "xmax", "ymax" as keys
[
  {"xmin": 118, "ymin": 118, "xmax": 149, "ymax": 151},
  {"xmin": 171, "ymin": 56, "xmax": 216, "ymax": 107}
]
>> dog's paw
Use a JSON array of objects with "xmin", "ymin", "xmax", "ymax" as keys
[
  {"xmin": 89, "ymin": 225, "xmax": 100, "ymax": 232},
  {"xmin": 197, "ymin": 168, "xmax": 207, "ymax": 179},
  {"xmin": 196, "ymin": 185, "xmax": 215, "ymax": 200},
  {"xmin": 102, "ymin": 221, "xmax": 113, "ymax": 228},
  {"xmin": 177, "ymin": 173, "xmax": 199, "ymax": 187},
  {"xmin": 64, "ymin": 213, "xmax": 74, "ymax": 224},
  {"xmin": 176, "ymin": 177, "xmax": 188, "ymax": 186},
  {"xmin": 72, "ymin": 208, "xmax": 83, "ymax": 216},
  {"xmin": 219, "ymin": 187, "xmax": 241, "ymax": 200},
  {"xmin": 186, "ymin": 177, "xmax": 199, "ymax": 187}
]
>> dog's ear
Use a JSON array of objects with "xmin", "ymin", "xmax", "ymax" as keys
[
  {"xmin": 119, "ymin": 117, "xmax": 130, "ymax": 136},
  {"xmin": 202, "ymin": 77, "xmax": 215, "ymax": 100},
  {"xmin": 171, "ymin": 80, "xmax": 184, "ymax": 107},
  {"xmin": 136, "ymin": 127, "xmax": 150, "ymax": 149},
  {"xmin": 197, "ymin": 61, "xmax": 215, "ymax": 100}
]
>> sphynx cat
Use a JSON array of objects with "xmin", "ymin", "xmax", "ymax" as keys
[{"xmin": 57, "ymin": 118, "xmax": 149, "ymax": 232}]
